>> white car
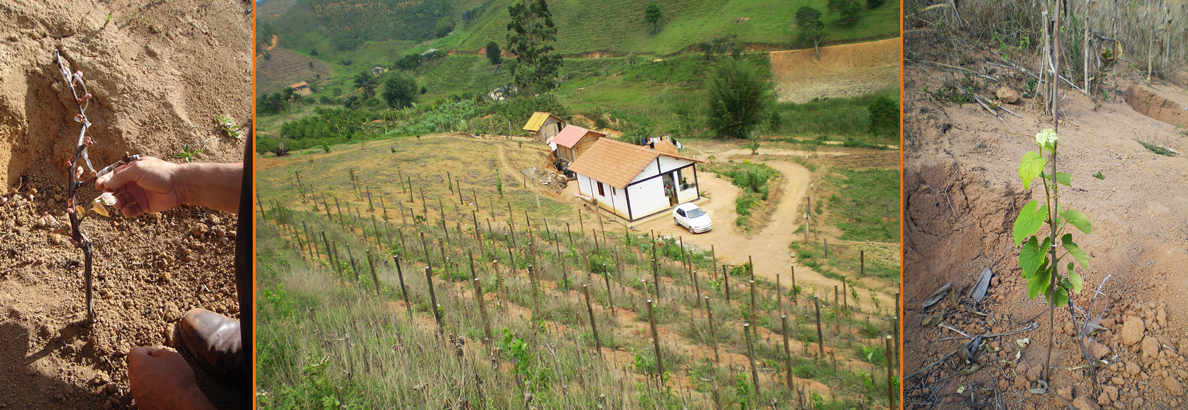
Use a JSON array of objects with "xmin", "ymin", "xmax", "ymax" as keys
[{"xmin": 673, "ymin": 203, "xmax": 712, "ymax": 233}]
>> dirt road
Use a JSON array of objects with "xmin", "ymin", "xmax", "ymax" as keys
[{"xmin": 633, "ymin": 148, "xmax": 897, "ymax": 312}]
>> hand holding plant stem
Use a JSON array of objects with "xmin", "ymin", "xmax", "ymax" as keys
[{"xmin": 1013, "ymin": 128, "xmax": 1093, "ymax": 384}]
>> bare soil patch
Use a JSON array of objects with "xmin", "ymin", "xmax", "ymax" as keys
[{"xmin": 770, "ymin": 38, "xmax": 900, "ymax": 103}]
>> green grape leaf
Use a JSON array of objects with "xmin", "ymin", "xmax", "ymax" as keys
[
  {"xmin": 1060, "ymin": 209, "xmax": 1092, "ymax": 234},
  {"xmin": 1019, "ymin": 237, "xmax": 1045, "ymax": 279},
  {"xmin": 1054, "ymin": 172, "xmax": 1071, "ymax": 186},
  {"xmin": 1051, "ymin": 288, "xmax": 1069, "ymax": 307},
  {"xmin": 1062, "ymin": 234, "xmax": 1091, "ymax": 269},
  {"xmin": 1027, "ymin": 267, "xmax": 1050, "ymax": 300},
  {"xmin": 1068, "ymin": 269, "xmax": 1084, "ymax": 294},
  {"xmin": 1013, "ymin": 200, "xmax": 1047, "ymax": 246},
  {"xmin": 1018, "ymin": 151, "xmax": 1046, "ymax": 190}
]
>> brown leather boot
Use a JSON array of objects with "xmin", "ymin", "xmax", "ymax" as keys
[
  {"xmin": 127, "ymin": 346, "xmax": 216, "ymax": 410},
  {"xmin": 175, "ymin": 308, "xmax": 248, "ymax": 388}
]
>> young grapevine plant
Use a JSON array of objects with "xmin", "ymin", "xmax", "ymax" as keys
[{"xmin": 1013, "ymin": 128, "xmax": 1092, "ymax": 307}]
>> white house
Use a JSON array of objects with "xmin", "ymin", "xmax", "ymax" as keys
[{"xmin": 568, "ymin": 138, "xmax": 701, "ymax": 221}]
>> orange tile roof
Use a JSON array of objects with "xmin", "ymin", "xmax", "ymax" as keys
[
  {"xmin": 553, "ymin": 125, "xmax": 603, "ymax": 148},
  {"xmin": 569, "ymin": 138, "xmax": 699, "ymax": 188}
]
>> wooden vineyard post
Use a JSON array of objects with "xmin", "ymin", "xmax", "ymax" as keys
[
  {"xmin": 781, "ymin": 314, "xmax": 793, "ymax": 390},
  {"xmin": 814, "ymin": 297, "xmax": 825, "ymax": 358},
  {"xmin": 323, "ymin": 197, "xmax": 333, "ymax": 221},
  {"xmin": 651, "ymin": 231, "xmax": 660, "ymax": 300},
  {"xmin": 823, "ymin": 238, "xmax": 829, "ymax": 259},
  {"xmin": 334, "ymin": 196, "xmax": 344, "ymax": 225},
  {"xmin": 679, "ymin": 236, "xmax": 688, "ymax": 281},
  {"xmin": 371, "ymin": 215, "xmax": 381, "ymax": 245},
  {"xmin": 346, "ymin": 245, "xmax": 359, "ymax": 282},
  {"xmin": 393, "ymin": 254, "xmax": 412, "ymax": 320},
  {"xmin": 582, "ymin": 283, "xmax": 603, "ymax": 359},
  {"xmin": 790, "ymin": 265, "xmax": 797, "ymax": 306},
  {"xmin": 776, "ymin": 271, "xmax": 782, "ymax": 315},
  {"xmin": 556, "ymin": 237, "xmax": 568, "ymax": 289},
  {"xmin": 885, "ymin": 335, "xmax": 895, "ymax": 409},
  {"xmin": 602, "ymin": 269, "xmax": 615, "ymax": 316},
  {"xmin": 321, "ymin": 232, "xmax": 335, "ymax": 272},
  {"xmin": 330, "ymin": 242, "xmax": 342, "ymax": 277},
  {"xmin": 425, "ymin": 266, "xmax": 443, "ymax": 338},
  {"xmin": 380, "ymin": 195, "xmax": 388, "ymax": 221},
  {"xmin": 367, "ymin": 251, "xmax": 381, "ymax": 295},
  {"xmin": 646, "ymin": 299, "xmax": 664, "ymax": 384},
  {"xmin": 834, "ymin": 285, "xmax": 840, "ymax": 335},
  {"xmin": 420, "ymin": 187, "xmax": 428, "ymax": 216},
  {"xmin": 366, "ymin": 188, "xmax": 374, "ymax": 211},
  {"xmin": 722, "ymin": 265, "xmax": 730, "ymax": 302},
  {"xmin": 471, "ymin": 209, "xmax": 481, "ymax": 243},
  {"xmin": 468, "ymin": 251, "xmax": 492, "ymax": 345},
  {"xmin": 577, "ymin": 208, "xmax": 584, "ymax": 236},
  {"xmin": 748, "ymin": 280, "xmax": 757, "ymax": 323},
  {"xmin": 744, "ymin": 322, "xmax": 760, "ymax": 401},
  {"xmin": 842, "ymin": 281, "xmax": 848, "ymax": 317},
  {"xmin": 704, "ymin": 296, "xmax": 719, "ymax": 364},
  {"xmin": 439, "ymin": 199, "xmax": 450, "ymax": 242},
  {"xmin": 407, "ymin": 176, "xmax": 414, "ymax": 203},
  {"xmin": 860, "ymin": 249, "xmax": 865, "ymax": 277}
]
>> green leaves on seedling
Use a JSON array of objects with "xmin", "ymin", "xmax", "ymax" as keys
[
  {"xmin": 1012, "ymin": 129, "xmax": 1091, "ymax": 308},
  {"xmin": 1018, "ymin": 151, "xmax": 1046, "ymax": 190}
]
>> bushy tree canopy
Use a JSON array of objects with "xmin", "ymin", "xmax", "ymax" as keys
[
  {"xmin": 705, "ymin": 59, "xmax": 774, "ymax": 139},
  {"xmin": 383, "ymin": 74, "xmax": 418, "ymax": 109}
]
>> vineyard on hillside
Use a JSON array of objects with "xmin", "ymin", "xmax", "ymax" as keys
[{"xmin": 255, "ymin": 135, "xmax": 900, "ymax": 408}]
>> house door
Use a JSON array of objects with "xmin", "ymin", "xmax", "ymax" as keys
[{"xmin": 662, "ymin": 173, "xmax": 677, "ymax": 206}]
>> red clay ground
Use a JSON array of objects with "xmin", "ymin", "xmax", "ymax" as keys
[
  {"xmin": 904, "ymin": 39, "xmax": 1188, "ymax": 408},
  {"xmin": 0, "ymin": 0, "xmax": 250, "ymax": 407}
]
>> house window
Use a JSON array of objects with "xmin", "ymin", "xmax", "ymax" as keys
[
  {"xmin": 611, "ymin": 186, "xmax": 616, "ymax": 195},
  {"xmin": 597, "ymin": 181, "xmax": 605, "ymax": 196}
]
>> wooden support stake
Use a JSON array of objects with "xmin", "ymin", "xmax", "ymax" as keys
[
  {"xmin": 380, "ymin": 195, "xmax": 388, "ymax": 221},
  {"xmin": 582, "ymin": 283, "xmax": 603, "ymax": 359},
  {"xmin": 781, "ymin": 314, "xmax": 793, "ymax": 390},
  {"xmin": 886, "ymin": 336, "xmax": 895, "ymax": 409},
  {"xmin": 860, "ymin": 249, "xmax": 865, "ymax": 277},
  {"xmin": 814, "ymin": 297, "xmax": 825, "ymax": 358},
  {"xmin": 367, "ymin": 252, "xmax": 381, "ymax": 295},
  {"xmin": 393, "ymin": 254, "xmax": 412, "ymax": 320},
  {"xmin": 744, "ymin": 322, "xmax": 760, "ymax": 400},
  {"xmin": 722, "ymin": 265, "xmax": 730, "ymax": 302},
  {"xmin": 704, "ymin": 295, "xmax": 719, "ymax": 365},
  {"xmin": 748, "ymin": 280, "xmax": 757, "ymax": 323},
  {"xmin": 425, "ymin": 265, "xmax": 443, "ymax": 338},
  {"xmin": 321, "ymin": 232, "xmax": 335, "ymax": 272},
  {"xmin": 646, "ymin": 299, "xmax": 664, "ymax": 384},
  {"xmin": 651, "ymin": 231, "xmax": 660, "ymax": 300},
  {"xmin": 469, "ymin": 251, "xmax": 492, "ymax": 345},
  {"xmin": 346, "ymin": 245, "xmax": 359, "ymax": 282},
  {"xmin": 366, "ymin": 188, "xmax": 374, "ymax": 211}
]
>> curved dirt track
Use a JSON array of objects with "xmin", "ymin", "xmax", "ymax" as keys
[{"xmin": 634, "ymin": 149, "xmax": 897, "ymax": 312}]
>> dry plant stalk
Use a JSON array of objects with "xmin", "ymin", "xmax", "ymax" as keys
[{"xmin": 54, "ymin": 49, "xmax": 139, "ymax": 323}]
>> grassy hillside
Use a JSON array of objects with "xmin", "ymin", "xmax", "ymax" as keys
[
  {"xmin": 458, "ymin": 0, "xmax": 899, "ymax": 55},
  {"xmin": 259, "ymin": 0, "xmax": 899, "ymax": 63}
]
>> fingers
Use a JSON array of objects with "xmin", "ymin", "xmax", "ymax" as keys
[
  {"xmin": 115, "ymin": 185, "xmax": 149, "ymax": 218},
  {"xmin": 96, "ymin": 160, "xmax": 141, "ymax": 192}
]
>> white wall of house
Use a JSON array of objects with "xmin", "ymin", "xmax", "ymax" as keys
[
  {"xmin": 576, "ymin": 174, "xmax": 630, "ymax": 218},
  {"xmin": 627, "ymin": 177, "xmax": 668, "ymax": 219}
]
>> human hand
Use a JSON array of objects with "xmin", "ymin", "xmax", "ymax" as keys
[{"xmin": 95, "ymin": 156, "xmax": 182, "ymax": 217}]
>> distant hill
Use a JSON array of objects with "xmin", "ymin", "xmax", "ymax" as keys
[{"xmin": 258, "ymin": 0, "xmax": 898, "ymax": 59}]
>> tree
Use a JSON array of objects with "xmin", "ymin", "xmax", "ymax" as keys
[
  {"xmin": 435, "ymin": 16, "xmax": 455, "ymax": 38},
  {"xmin": 645, "ymin": 3, "xmax": 663, "ymax": 34},
  {"xmin": 354, "ymin": 71, "xmax": 378, "ymax": 99},
  {"xmin": 506, "ymin": 0, "xmax": 562, "ymax": 95},
  {"xmin": 795, "ymin": 7, "xmax": 825, "ymax": 59},
  {"xmin": 867, "ymin": 96, "xmax": 898, "ymax": 141},
  {"xmin": 705, "ymin": 59, "xmax": 773, "ymax": 139},
  {"xmin": 827, "ymin": 0, "xmax": 861, "ymax": 26},
  {"xmin": 486, "ymin": 41, "xmax": 503, "ymax": 66},
  {"xmin": 383, "ymin": 75, "xmax": 418, "ymax": 109}
]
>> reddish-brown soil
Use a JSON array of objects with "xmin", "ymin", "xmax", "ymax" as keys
[
  {"xmin": 770, "ymin": 38, "xmax": 900, "ymax": 103},
  {"xmin": 0, "ymin": 0, "xmax": 250, "ymax": 407},
  {"xmin": 903, "ymin": 37, "xmax": 1188, "ymax": 408}
]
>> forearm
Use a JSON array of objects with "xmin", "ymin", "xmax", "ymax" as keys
[{"xmin": 175, "ymin": 162, "xmax": 242, "ymax": 213}]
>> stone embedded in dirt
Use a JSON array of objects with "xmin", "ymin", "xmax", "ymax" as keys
[
  {"xmin": 1127, "ymin": 361, "xmax": 1142, "ymax": 376},
  {"xmin": 1087, "ymin": 339, "xmax": 1111, "ymax": 359},
  {"xmin": 190, "ymin": 224, "xmax": 208, "ymax": 236},
  {"xmin": 1143, "ymin": 336, "xmax": 1160, "ymax": 359},
  {"xmin": 1122, "ymin": 315, "xmax": 1145, "ymax": 346},
  {"xmin": 1166, "ymin": 376, "xmax": 1184, "ymax": 394},
  {"xmin": 1156, "ymin": 305, "xmax": 1167, "ymax": 328},
  {"xmin": 1103, "ymin": 385, "xmax": 1119, "ymax": 402},
  {"xmin": 996, "ymin": 86, "xmax": 1021, "ymax": 104}
]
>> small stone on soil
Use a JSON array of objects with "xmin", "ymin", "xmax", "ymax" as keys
[
  {"xmin": 1072, "ymin": 395, "xmax": 1099, "ymax": 410},
  {"xmin": 1087, "ymin": 339, "xmax": 1110, "ymax": 359},
  {"xmin": 1121, "ymin": 315, "xmax": 1145, "ymax": 346}
]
